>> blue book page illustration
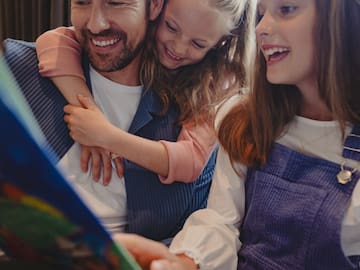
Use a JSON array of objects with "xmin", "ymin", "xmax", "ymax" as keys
[{"xmin": 0, "ymin": 53, "xmax": 141, "ymax": 270}]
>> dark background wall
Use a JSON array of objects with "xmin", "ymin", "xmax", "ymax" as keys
[{"xmin": 0, "ymin": 0, "xmax": 70, "ymax": 42}]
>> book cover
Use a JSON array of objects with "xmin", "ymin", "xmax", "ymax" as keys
[{"xmin": 0, "ymin": 53, "xmax": 141, "ymax": 270}]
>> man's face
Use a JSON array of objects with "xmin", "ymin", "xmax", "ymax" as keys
[{"xmin": 71, "ymin": 0, "xmax": 149, "ymax": 73}]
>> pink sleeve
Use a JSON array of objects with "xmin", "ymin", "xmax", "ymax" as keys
[
  {"xmin": 36, "ymin": 26, "xmax": 85, "ymax": 81},
  {"xmin": 158, "ymin": 122, "xmax": 217, "ymax": 184}
]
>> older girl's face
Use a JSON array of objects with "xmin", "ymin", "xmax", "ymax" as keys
[
  {"xmin": 256, "ymin": 0, "xmax": 316, "ymax": 91},
  {"xmin": 155, "ymin": 0, "xmax": 231, "ymax": 70}
]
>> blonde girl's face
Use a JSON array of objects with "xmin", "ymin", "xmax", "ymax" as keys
[
  {"xmin": 256, "ymin": 0, "xmax": 317, "ymax": 91},
  {"xmin": 155, "ymin": 0, "xmax": 231, "ymax": 70}
]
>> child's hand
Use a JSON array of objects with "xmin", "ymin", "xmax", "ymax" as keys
[{"xmin": 64, "ymin": 95, "xmax": 114, "ymax": 148}]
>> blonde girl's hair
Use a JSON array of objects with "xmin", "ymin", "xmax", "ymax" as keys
[
  {"xmin": 218, "ymin": 0, "xmax": 360, "ymax": 167},
  {"xmin": 140, "ymin": 0, "xmax": 256, "ymax": 125}
]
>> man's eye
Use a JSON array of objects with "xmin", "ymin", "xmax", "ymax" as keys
[
  {"xmin": 107, "ymin": 1, "xmax": 125, "ymax": 7},
  {"xmin": 74, "ymin": 0, "xmax": 90, "ymax": 5}
]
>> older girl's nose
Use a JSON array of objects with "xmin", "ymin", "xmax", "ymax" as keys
[{"xmin": 255, "ymin": 11, "xmax": 273, "ymax": 39}]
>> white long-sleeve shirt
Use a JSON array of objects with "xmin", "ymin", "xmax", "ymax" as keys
[{"xmin": 170, "ymin": 95, "xmax": 360, "ymax": 270}]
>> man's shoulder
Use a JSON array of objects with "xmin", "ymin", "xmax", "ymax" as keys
[
  {"xmin": 3, "ymin": 38, "xmax": 36, "ymax": 56},
  {"xmin": 3, "ymin": 39, "xmax": 38, "ymax": 71}
]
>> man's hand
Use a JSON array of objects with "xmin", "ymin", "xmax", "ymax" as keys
[
  {"xmin": 80, "ymin": 145, "xmax": 112, "ymax": 185},
  {"xmin": 80, "ymin": 145, "xmax": 124, "ymax": 185}
]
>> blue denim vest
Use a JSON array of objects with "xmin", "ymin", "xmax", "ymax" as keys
[
  {"xmin": 3, "ymin": 39, "xmax": 215, "ymax": 241},
  {"xmin": 238, "ymin": 126, "xmax": 360, "ymax": 270}
]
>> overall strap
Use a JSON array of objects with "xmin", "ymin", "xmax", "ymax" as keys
[
  {"xmin": 343, "ymin": 125, "xmax": 360, "ymax": 161},
  {"xmin": 342, "ymin": 125, "xmax": 360, "ymax": 268}
]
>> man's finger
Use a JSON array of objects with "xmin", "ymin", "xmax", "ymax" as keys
[
  {"xmin": 90, "ymin": 150, "xmax": 101, "ymax": 181},
  {"xmin": 80, "ymin": 145, "xmax": 91, "ymax": 172},
  {"xmin": 101, "ymin": 151, "xmax": 113, "ymax": 185},
  {"xmin": 113, "ymin": 157, "xmax": 124, "ymax": 178}
]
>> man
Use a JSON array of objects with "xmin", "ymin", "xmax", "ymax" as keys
[{"xmin": 3, "ymin": 0, "xmax": 215, "ymax": 242}]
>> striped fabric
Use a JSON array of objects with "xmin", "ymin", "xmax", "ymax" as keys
[{"xmin": 4, "ymin": 39, "xmax": 72, "ymax": 163}]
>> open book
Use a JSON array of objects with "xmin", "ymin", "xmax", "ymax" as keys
[{"xmin": 0, "ymin": 52, "xmax": 141, "ymax": 270}]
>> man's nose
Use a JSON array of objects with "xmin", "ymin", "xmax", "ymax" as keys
[{"xmin": 87, "ymin": 6, "xmax": 110, "ymax": 34}]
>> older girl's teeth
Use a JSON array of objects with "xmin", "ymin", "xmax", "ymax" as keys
[{"xmin": 264, "ymin": 47, "xmax": 289, "ymax": 56}]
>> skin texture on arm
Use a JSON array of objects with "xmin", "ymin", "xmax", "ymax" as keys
[{"xmin": 51, "ymin": 76, "xmax": 91, "ymax": 106}]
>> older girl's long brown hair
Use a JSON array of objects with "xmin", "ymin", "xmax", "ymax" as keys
[{"xmin": 218, "ymin": 0, "xmax": 360, "ymax": 167}]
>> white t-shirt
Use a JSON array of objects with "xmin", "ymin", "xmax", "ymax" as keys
[
  {"xmin": 170, "ymin": 94, "xmax": 360, "ymax": 270},
  {"xmin": 57, "ymin": 67, "xmax": 142, "ymax": 234}
]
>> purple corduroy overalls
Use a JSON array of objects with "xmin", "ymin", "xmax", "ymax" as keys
[{"xmin": 238, "ymin": 126, "xmax": 360, "ymax": 270}]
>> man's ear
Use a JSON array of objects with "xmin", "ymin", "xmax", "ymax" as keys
[{"xmin": 149, "ymin": 0, "xmax": 164, "ymax": 21}]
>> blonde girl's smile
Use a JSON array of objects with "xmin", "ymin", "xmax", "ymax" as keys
[{"xmin": 164, "ymin": 46, "xmax": 183, "ymax": 62}]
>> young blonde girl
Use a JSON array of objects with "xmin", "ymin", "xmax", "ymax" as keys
[{"xmin": 36, "ymin": 0, "xmax": 253, "ymax": 185}]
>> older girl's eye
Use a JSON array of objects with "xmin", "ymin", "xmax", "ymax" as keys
[
  {"xmin": 257, "ymin": 12, "xmax": 264, "ymax": 23},
  {"xmin": 165, "ymin": 21, "xmax": 177, "ymax": 33},
  {"xmin": 279, "ymin": 5, "xmax": 297, "ymax": 15},
  {"xmin": 256, "ymin": 3, "xmax": 265, "ymax": 23}
]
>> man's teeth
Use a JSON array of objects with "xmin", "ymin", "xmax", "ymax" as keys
[{"xmin": 92, "ymin": 38, "xmax": 119, "ymax": 47}]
